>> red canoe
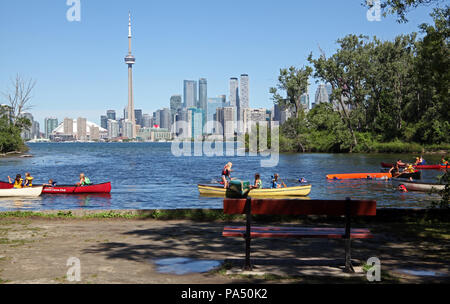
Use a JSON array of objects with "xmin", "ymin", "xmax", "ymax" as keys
[
  {"xmin": 0, "ymin": 181, "xmax": 111, "ymax": 194},
  {"xmin": 381, "ymin": 162, "xmax": 447, "ymax": 170}
]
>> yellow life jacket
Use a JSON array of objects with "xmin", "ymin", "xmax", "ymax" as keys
[
  {"xmin": 25, "ymin": 177, "xmax": 33, "ymax": 187},
  {"xmin": 14, "ymin": 178, "xmax": 23, "ymax": 189}
]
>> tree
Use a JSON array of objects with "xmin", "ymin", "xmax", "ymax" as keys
[
  {"xmin": 1, "ymin": 74, "xmax": 36, "ymax": 126},
  {"xmin": 364, "ymin": 0, "xmax": 445, "ymax": 23},
  {"xmin": 308, "ymin": 35, "xmax": 373, "ymax": 151},
  {"xmin": 270, "ymin": 66, "xmax": 312, "ymax": 119},
  {"xmin": 0, "ymin": 74, "xmax": 35, "ymax": 153}
]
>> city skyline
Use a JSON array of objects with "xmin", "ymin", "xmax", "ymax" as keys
[{"xmin": 0, "ymin": 1, "xmax": 437, "ymax": 127}]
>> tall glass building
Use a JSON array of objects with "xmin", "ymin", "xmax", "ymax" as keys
[
  {"xmin": 44, "ymin": 117, "xmax": 59, "ymax": 139},
  {"xmin": 206, "ymin": 97, "xmax": 226, "ymax": 134},
  {"xmin": 107, "ymin": 110, "xmax": 116, "ymax": 121},
  {"xmin": 184, "ymin": 80, "xmax": 197, "ymax": 108}
]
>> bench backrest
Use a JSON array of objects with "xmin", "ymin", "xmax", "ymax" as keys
[{"xmin": 223, "ymin": 198, "xmax": 377, "ymax": 216}]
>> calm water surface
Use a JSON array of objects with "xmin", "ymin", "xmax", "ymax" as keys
[{"xmin": 0, "ymin": 143, "xmax": 445, "ymax": 211}]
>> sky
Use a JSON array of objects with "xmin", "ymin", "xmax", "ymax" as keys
[{"xmin": 0, "ymin": 0, "xmax": 438, "ymax": 127}]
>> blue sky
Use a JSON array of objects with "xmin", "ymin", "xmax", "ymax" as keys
[{"xmin": 0, "ymin": 0, "xmax": 437, "ymax": 127}]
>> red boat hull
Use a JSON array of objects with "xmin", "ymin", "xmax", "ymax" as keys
[
  {"xmin": 0, "ymin": 181, "xmax": 111, "ymax": 193},
  {"xmin": 380, "ymin": 162, "xmax": 446, "ymax": 170},
  {"xmin": 0, "ymin": 181, "xmax": 13, "ymax": 189},
  {"xmin": 42, "ymin": 182, "xmax": 111, "ymax": 194}
]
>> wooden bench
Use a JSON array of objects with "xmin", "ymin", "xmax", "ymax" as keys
[{"xmin": 222, "ymin": 197, "xmax": 376, "ymax": 272}]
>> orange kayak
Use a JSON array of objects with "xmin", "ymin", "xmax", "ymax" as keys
[{"xmin": 326, "ymin": 173, "xmax": 392, "ymax": 180}]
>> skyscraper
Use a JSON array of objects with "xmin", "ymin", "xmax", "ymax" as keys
[
  {"xmin": 77, "ymin": 117, "xmax": 87, "ymax": 141},
  {"xmin": 100, "ymin": 115, "xmax": 108, "ymax": 130},
  {"xmin": 198, "ymin": 78, "xmax": 207, "ymax": 132},
  {"xmin": 170, "ymin": 95, "xmax": 182, "ymax": 116},
  {"xmin": 184, "ymin": 80, "xmax": 197, "ymax": 108},
  {"xmin": 207, "ymin": 97, "xmax": 226, "ymax": 134},
  {"xmin": 229, "ymin": 78, "xmax": 239, "ymax": 108},
  {"xmin": 315, "ymin": 84, "xmax": 329, "ymax": 105},
  {"xmin": 124, "ymin": 12, "xmax": 136, "ymax": 139},
  {"xmin": 44, "ymin": 117, "xmax": 58, "ymax": 139},
  {"xmin": 134, "ymin": 109, "xmax": 143, "ymax": 127},
  {"xmin": 160, "ymin": 108, "xmax": 171, "ymax": 129},
  {"xmin": 63, "ymin": 118, "xmax": 74, "ymax": 136},
  {"xmin": 300, "ymin": 93, "xmax": 310, "ymax": 112},
  {"xmin": 107, "ymin": 110, "xmax": 116, "ymax": 121},
  {"xmin": 107, "ymin": 119, "xmax": 119, "ymax": 138},
  {"xmin": 238, "ymin": 74, "xmax": 249, "ymax": 132},
  {"xmin": 216, "ymin": 107, "xmax": 235, "ymax": 138}
]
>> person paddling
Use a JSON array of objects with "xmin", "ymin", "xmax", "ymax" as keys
[
  {"xmin": 271, "ymin": 174, "xmax": 286, "ymax": 189},
  {"xmin": 251, "ymin": 173, "xmax": 263, "ymax": 189},
  {"xmin": 389, "ymin": 163, "xmax": 401, "ymax": 178},
  {"xmin": 76, "ymin": 173, "xmax": 92, "ymax": 186},
  {"xmin": 23, "ymin": 172, "xmax": 34, "ymax": 187},
  {"xmin": 44, "ymin": 179, "xmax": 57, "ymax": 187},
  {"xmin": 8, "ymin": 174, "xmax": 23, "ymax": 189},
  {"xmin": 221, "ymin": 162, "xmax": 233, "ymax": 189}
]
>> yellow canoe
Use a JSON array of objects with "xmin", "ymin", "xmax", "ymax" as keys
[{"xmin": 198, "ymin": 184, "xmax": 312, "ymax": 197}]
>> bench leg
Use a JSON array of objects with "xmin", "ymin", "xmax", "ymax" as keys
[
  {"xmin": 244, "ymin": 236, "xmax": 252, "ymax": 271},
  {"xmin": 344, "ymin": 239, "xmax": 354, "ymax": 273}
]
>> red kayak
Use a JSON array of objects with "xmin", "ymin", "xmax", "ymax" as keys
[
  {"xmin": 380, "ymin": 162, "xmax": 447, "ymax": 170},
  {"xmin": 0, "ymin": 181, "xmax": 111, "ymax": 194}
]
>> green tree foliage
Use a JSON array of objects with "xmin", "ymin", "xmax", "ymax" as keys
[
  {"xmin": 274, "ymin": 7, "xmax": 449, "ymax": 153},
  {"xmin": 364, "ymin": 0, "xmax": 445, "ymax": 23},
  {"xmin": 0, "ymin": 107, "xmax": 29, "ymax": 153},
  {"xmin": 270, "ymin": 66, "xmax": 312, "ymax": 119}
]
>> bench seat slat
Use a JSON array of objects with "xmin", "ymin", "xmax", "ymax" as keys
[{"xmin": 223, "ymin": 226, "xmax": 373, "ymax": 239}]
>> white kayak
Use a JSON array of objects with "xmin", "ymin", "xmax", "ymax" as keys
[{"xmin": 0, "ymin": 186, "xmax": 44, "ymax": 197}]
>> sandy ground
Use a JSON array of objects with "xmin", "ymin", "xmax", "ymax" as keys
[{"xmin": 0, "ymin": 217, "xmax": 449, "ymax": 284}]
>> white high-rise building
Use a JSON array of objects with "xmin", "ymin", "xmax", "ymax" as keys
[
  {"xmin": 107, "ymin": 119, "xmax": 119, "ymax": 138},
  {"xmin": 238, "ymin": 74, "xmax": 249, "ymax": 133}
]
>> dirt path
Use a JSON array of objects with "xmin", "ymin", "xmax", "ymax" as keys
[{"xmin": 0, "ymin": 217, "xmax": 448, "ymax": 284}]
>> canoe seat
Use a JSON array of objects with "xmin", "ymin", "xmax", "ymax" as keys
[{"xmin": 222, "ymin": 198, "xmax": 376, "ymax": 272}]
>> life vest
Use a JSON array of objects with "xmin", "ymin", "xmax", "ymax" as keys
[
  {"xmin": 398, "ymin": 185, "xmax": 408, "ymax": 192},
  {"xmin": 221, "ymin": 166, "xmax": 230, "ymax": 178},
  {"xmin": 13, "ymin": 179, "xmax": 23, "ymax": 189},
  {"xmin": 25, "ymin": 177, "xmax": 33, "ymax": 187},
  {"xmin": 82, "ymin": 177, "xmax": 91, "ymax": 185},
  {"xmin": 255, "ymin": 179, "xmax": 262, "ymax": 189}
]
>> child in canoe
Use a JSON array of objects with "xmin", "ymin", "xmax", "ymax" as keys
[
  {"xmin": 8, "ymin": 174, "xmax": 23, "ymax": 188},
  {"xmin": 251, "ymin": 173, "xmax": 262, "ymax": 189},
  {"xmin": 76, "ymin": 173, "xmax": 92, "ymax": 186},
  {"xmin": 271, "ymin": 174, "xmax": 287, "ymax": 188},
  {"xmin": 23, "ymin": 172, "xmax": 34, "ymax": 187}
]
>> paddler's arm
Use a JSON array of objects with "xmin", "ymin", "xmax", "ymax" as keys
[{"xmin": 7, "ymin": 176, "xmax": 12, "ymax": 184}]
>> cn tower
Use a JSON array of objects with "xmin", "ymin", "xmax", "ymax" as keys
[{"xmin": 124, "ymin": 12, "xmax": 136, "ymax": 138}]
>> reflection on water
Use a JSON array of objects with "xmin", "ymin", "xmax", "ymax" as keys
[
  {"xmin": 0, "ymin": 143, "xmax": 447, "ymax": 211},
  {"xmin": 153, "ymin": 257, "xmax": 222, "ymax": 275}
]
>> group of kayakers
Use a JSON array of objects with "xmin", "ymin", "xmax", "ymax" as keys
[
  {"xmin": 389, "ymin": 160, "xmax": 415, "ymax": 178},
  {"xmin": 6, "ymin": 173, "xmax": 92, "ymax": 189},
  {"xmin": 220, "ymin": 162, "xmax": 291, "ymax": 190}
]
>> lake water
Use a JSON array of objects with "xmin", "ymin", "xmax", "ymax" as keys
[{"xmin": 0, "ymin": 142, "xmax": 446, "ymax": 211}]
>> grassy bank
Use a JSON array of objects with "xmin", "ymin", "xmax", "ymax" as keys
[{"xmin": 1, "ymin": 208, "xmax": 449, "ymax": 223}]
